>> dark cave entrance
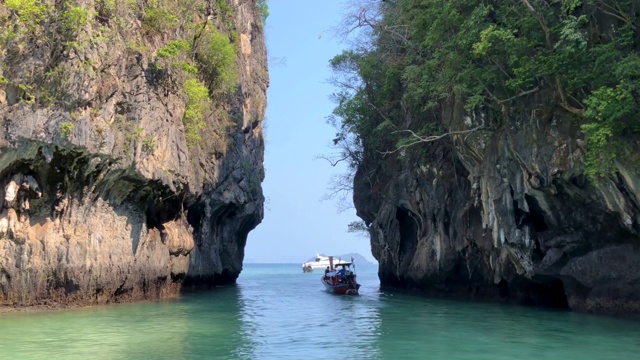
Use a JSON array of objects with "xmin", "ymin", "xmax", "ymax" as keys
[
  {"xmin": 396, "ymin": 207, "xmax": 418, "ymax": 260},
  {"xmin": 500, "ymin": 275, "xmax": 569, "ymax": 309},
  {"xmin": 528, "ymin": 276, "xmax": 569, "ymax": 309},
  {"xmin": 523, "ymin": 194, "xmax": 548, "ymax": 232}
]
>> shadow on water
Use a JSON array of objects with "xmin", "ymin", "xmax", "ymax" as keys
[
  {"xmin": 0, "ymin": 287, "xmax": 249, "ymax": 359},
  {"xmin": 366, "ymin": 289, "xmax": 640, "ymax": 360}
]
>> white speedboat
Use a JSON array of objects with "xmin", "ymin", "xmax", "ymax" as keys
[{"xmin": 301, "ymin": 254, "xmax": 348, "ymax": 272}]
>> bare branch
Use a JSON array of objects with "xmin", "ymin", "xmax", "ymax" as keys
[
  {"xmin": 379, "ymin": 124, "xmax": 485, "ymax": 156},
  {"xmin": 321, "ymin": 171, "xmax": 356, "ymax": 213},
  {"xmin": 475, "ymin": 75, "xmax": 541, "ymax": 104},
  {"xmin": 594, "ymin": 0, "xmax": 635, "ymax": 28},
  {"xmin": 498, "ymin": 86, "xmax": 541, "ymax": 103},
  {"xmin": 317, "ymin": 153, "xmax": 350, "ymax": 167},
  {"xmin": 520, "ymin": 0, "xmax": 552, "ymax": 49},
  {"xmin": 555, "ymin": 78, "xmax": 585, "ymax": 116},
  {"xmin": 268, "ymin": 56, "xmax": 287, "ymax": 68},
  {"xmin": 334, "ymin": 0, "xmax": 384, "ymax": 41}
]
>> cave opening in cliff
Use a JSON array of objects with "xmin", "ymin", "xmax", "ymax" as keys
[
  {"xmin": 499, "ymin": 278, "xmax": 509, "ymax": 298},
  {"xmin": 186, "ymin": 202, "xmax": 206, "ymax": 232},
  {"xmin": 528, "ymin": 275, "xmax": 569, "ymax": 309},
  {"xmin": 523, "ymin": 194, "xmax": 548, "ymax": 232},
  {"xmin": 396, "ymin": 207, "xmax": 418, "ymax": 262},
  {"xmin": 506, "ymin": 275, "xmax": 569, "ymax": 309}
]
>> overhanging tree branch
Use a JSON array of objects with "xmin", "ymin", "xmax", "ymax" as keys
[
  {"xmin": 379, "ymin": 124, "xmax": 485, "ymax": 156},
  {"xmin": 520, "ymin": 0, "xmax": 585, "ymax": 117}
]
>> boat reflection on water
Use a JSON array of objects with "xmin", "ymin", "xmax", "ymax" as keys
[{"xmin": 235, "ymin": 263, "xmax": 383, "ymax": 359}]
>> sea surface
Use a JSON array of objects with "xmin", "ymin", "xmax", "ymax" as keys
[{"xmin": 1, "ymin": 263, "xmax": 639, "ymax": 359}]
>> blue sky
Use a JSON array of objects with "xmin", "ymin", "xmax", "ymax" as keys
[{"xmin": 244, "ymin": 0, "xmax": 374, "ymax": 264}]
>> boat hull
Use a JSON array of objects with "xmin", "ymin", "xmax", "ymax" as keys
[
  {"xmin": 321, "ymin": 277, "xmax": 360, "ymax": 295},
  {"xmin": 301, "ymin": 255, "xmax": 349, "ymax": 272}
]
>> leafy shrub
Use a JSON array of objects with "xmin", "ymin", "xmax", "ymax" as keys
[
  {"xmin": 214, "ymin": 0, "xmax": 235, "ymax": 30},
  {"xmin": 153, "ymin": 39, "xmax": 198, "ymax": 87},
  {"xmin": 183, "ymin": 79, "xmax": 210, "ymax": 147},
  {"xmin": 142, "ymin": 6, "xmax": 177, "ymax": 35},
  {"xmin": 157, "ymin": 40, "xmax": 190, "ymax": 58},
  {"xmin": 196, "ymin": 28, "xmax": 237, "ymax": 94},
  {"xmin": 329, "ymin": 0, "xmax": 640, "ymax": 180},
  {"xmin": 4, "ymin": 0, "xmax": 47, "ymax": 30},
  {"xmin": 582, "ymin": 82, "xmax": 640, "ymax": 178},
  {"xmin": 61, "ymin": 6, "xmax": 88, "ymax": 34},
  {"xmin": 142, "ymin": 136, "xmax": 157, "ymax": 153},
  {"xmin": 95, "ymin": 0, "xmax": 116, "ymax": 22},
  {"xmin": 59, "ymin": 122, "xmax": 74, "ymax": 139},
  {"xmin": 256, "ymin": 0, "xmax": 269, "ymax": 25}
]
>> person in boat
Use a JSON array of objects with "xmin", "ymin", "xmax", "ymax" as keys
[
  {"xmin": 324, "ymin": 266, "xmax": 330, "ymax": 275},
  {"xmin": 337, "ymin": 267, "xmax": 346, "ymax": 282}
]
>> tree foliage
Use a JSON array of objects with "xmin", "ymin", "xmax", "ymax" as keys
[
  {"xmin": 195, "ymin": 27, "xmax": 238, "ymax": 95},
  {"xmin": 184, "ymin": 79, "xmax": 210, "ymax": 147},
  {"xmin": 256, "ymin": 0, "xmax": 269, "ymax": 26},
  {"xmin": 0, "ymin": 0, "xmax": 242, "ymax": 150},
  {"xmin": 330, "ymin": 0, "xmax": 640, "ymax": 178}
]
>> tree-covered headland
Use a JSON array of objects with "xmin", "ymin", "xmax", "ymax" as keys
[{"xmin": 330, "ymin": 0, "xmax": 640, "ymax": 180}]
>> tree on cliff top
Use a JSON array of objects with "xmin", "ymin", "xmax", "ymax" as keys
[{"xmin": 328, "ymin": 0, "xmax": 640, "ymax": 180}]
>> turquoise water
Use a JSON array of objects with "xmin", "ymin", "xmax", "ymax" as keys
[{"xmin": 1, "ymin": 263, "xmax": 639, "ymax": 359}]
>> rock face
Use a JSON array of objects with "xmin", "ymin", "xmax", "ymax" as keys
[
  {"xmin": 0, "ymin": 0, "xmax": 267, "ymax": 307},
  {"xmin": 354, "ymin": 98, "xmax": 640, "ymax": 315}
]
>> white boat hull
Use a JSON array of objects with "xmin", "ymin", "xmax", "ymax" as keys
[{"xmin": 301, "ymin": 254, "xmax": 348, "ymax": 272}]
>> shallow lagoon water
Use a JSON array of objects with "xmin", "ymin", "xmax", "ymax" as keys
[{"xmin": 1, "ymin": 263, "xmax": 639, "ymax": 359}]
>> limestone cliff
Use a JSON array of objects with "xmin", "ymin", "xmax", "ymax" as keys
[
  {"xmin": 355, "ymin": 96, "xmax": 640, "ymax": 315},
  {"xmin": 0, "ymin": 0, "xmax": 267, "ymax": 307},
  {"xmin": 335, "ymin": 0, "xmax": 640, "ymax": 316}
]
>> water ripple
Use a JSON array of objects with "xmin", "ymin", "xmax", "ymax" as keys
[{"xmin": 1, "ymin": 264, "xmax": 639, "ymax": 359}]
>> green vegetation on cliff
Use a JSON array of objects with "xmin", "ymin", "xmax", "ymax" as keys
[
  {"xmin": 0, "ymin": 0, "xmax": 243, "ymax": 149},
  {"xmin": 330, "ymin": 0, "xmax": 640, "ymax": 178}
]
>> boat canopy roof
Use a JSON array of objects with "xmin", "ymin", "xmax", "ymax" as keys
[{"xmin": 334, "ymin": 263, "xmax": 352, "ymax": 267}]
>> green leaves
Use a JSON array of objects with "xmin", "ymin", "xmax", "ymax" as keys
[
  {"xmin": 329, "ymin": 0, "xmax": 640, "ymax": 179},
  {"xmin": 584, "ymin": 83, "xmax": 636, "ymax": 123},
  {"xmin": 3, "ymin": 0, "xmax": 87, "ymax": 41},
  {"xmin": 256, "ymin": 0, "xmax": 269, "ymax": 26},
  {"xmin": 561, "ymin": 0, "xmax": 583, "ymax": 15},
  {"xmin": 473, "ymin": 25, "xmax": 517, "ymax": 57},
  {"xmin": 582, "ymin": 82, "xmax": 639, "ymax": 177},
  {"xmin": 59, "ymin": 122, "xmax": 75, "ymax": 140},
  {"xmin": 142, "ymin": 6, "xmax": 178, "ymax": 35},
  {"xmin": 4, "ymin": 0, "xmax": 47, "ymax": 30},
  {"xmin": 143, "ymin": 2, "xmax": 238, "ymax": 149},
  {"xmin": 184, "ymin": 79, "xmax": 210, "ymax": 147},
  {"xmin": 195, "ymin": 28, "xmax": 238, "ymax": 95},
  {"xmin": 157, "ymin": 40, "xmax": 191, "ymax": 58},
  {"xmin": 61, "ymin": 6, "xmax": 88, "ymax": 34},
  {"xmin": 556, "ymin": 16, "xmax": 588, "ymax": 52}
]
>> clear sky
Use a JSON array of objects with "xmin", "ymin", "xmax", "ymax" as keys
[{"xmin": 244, "ymin": 0, "xmax": 374, "ymax": 264}]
